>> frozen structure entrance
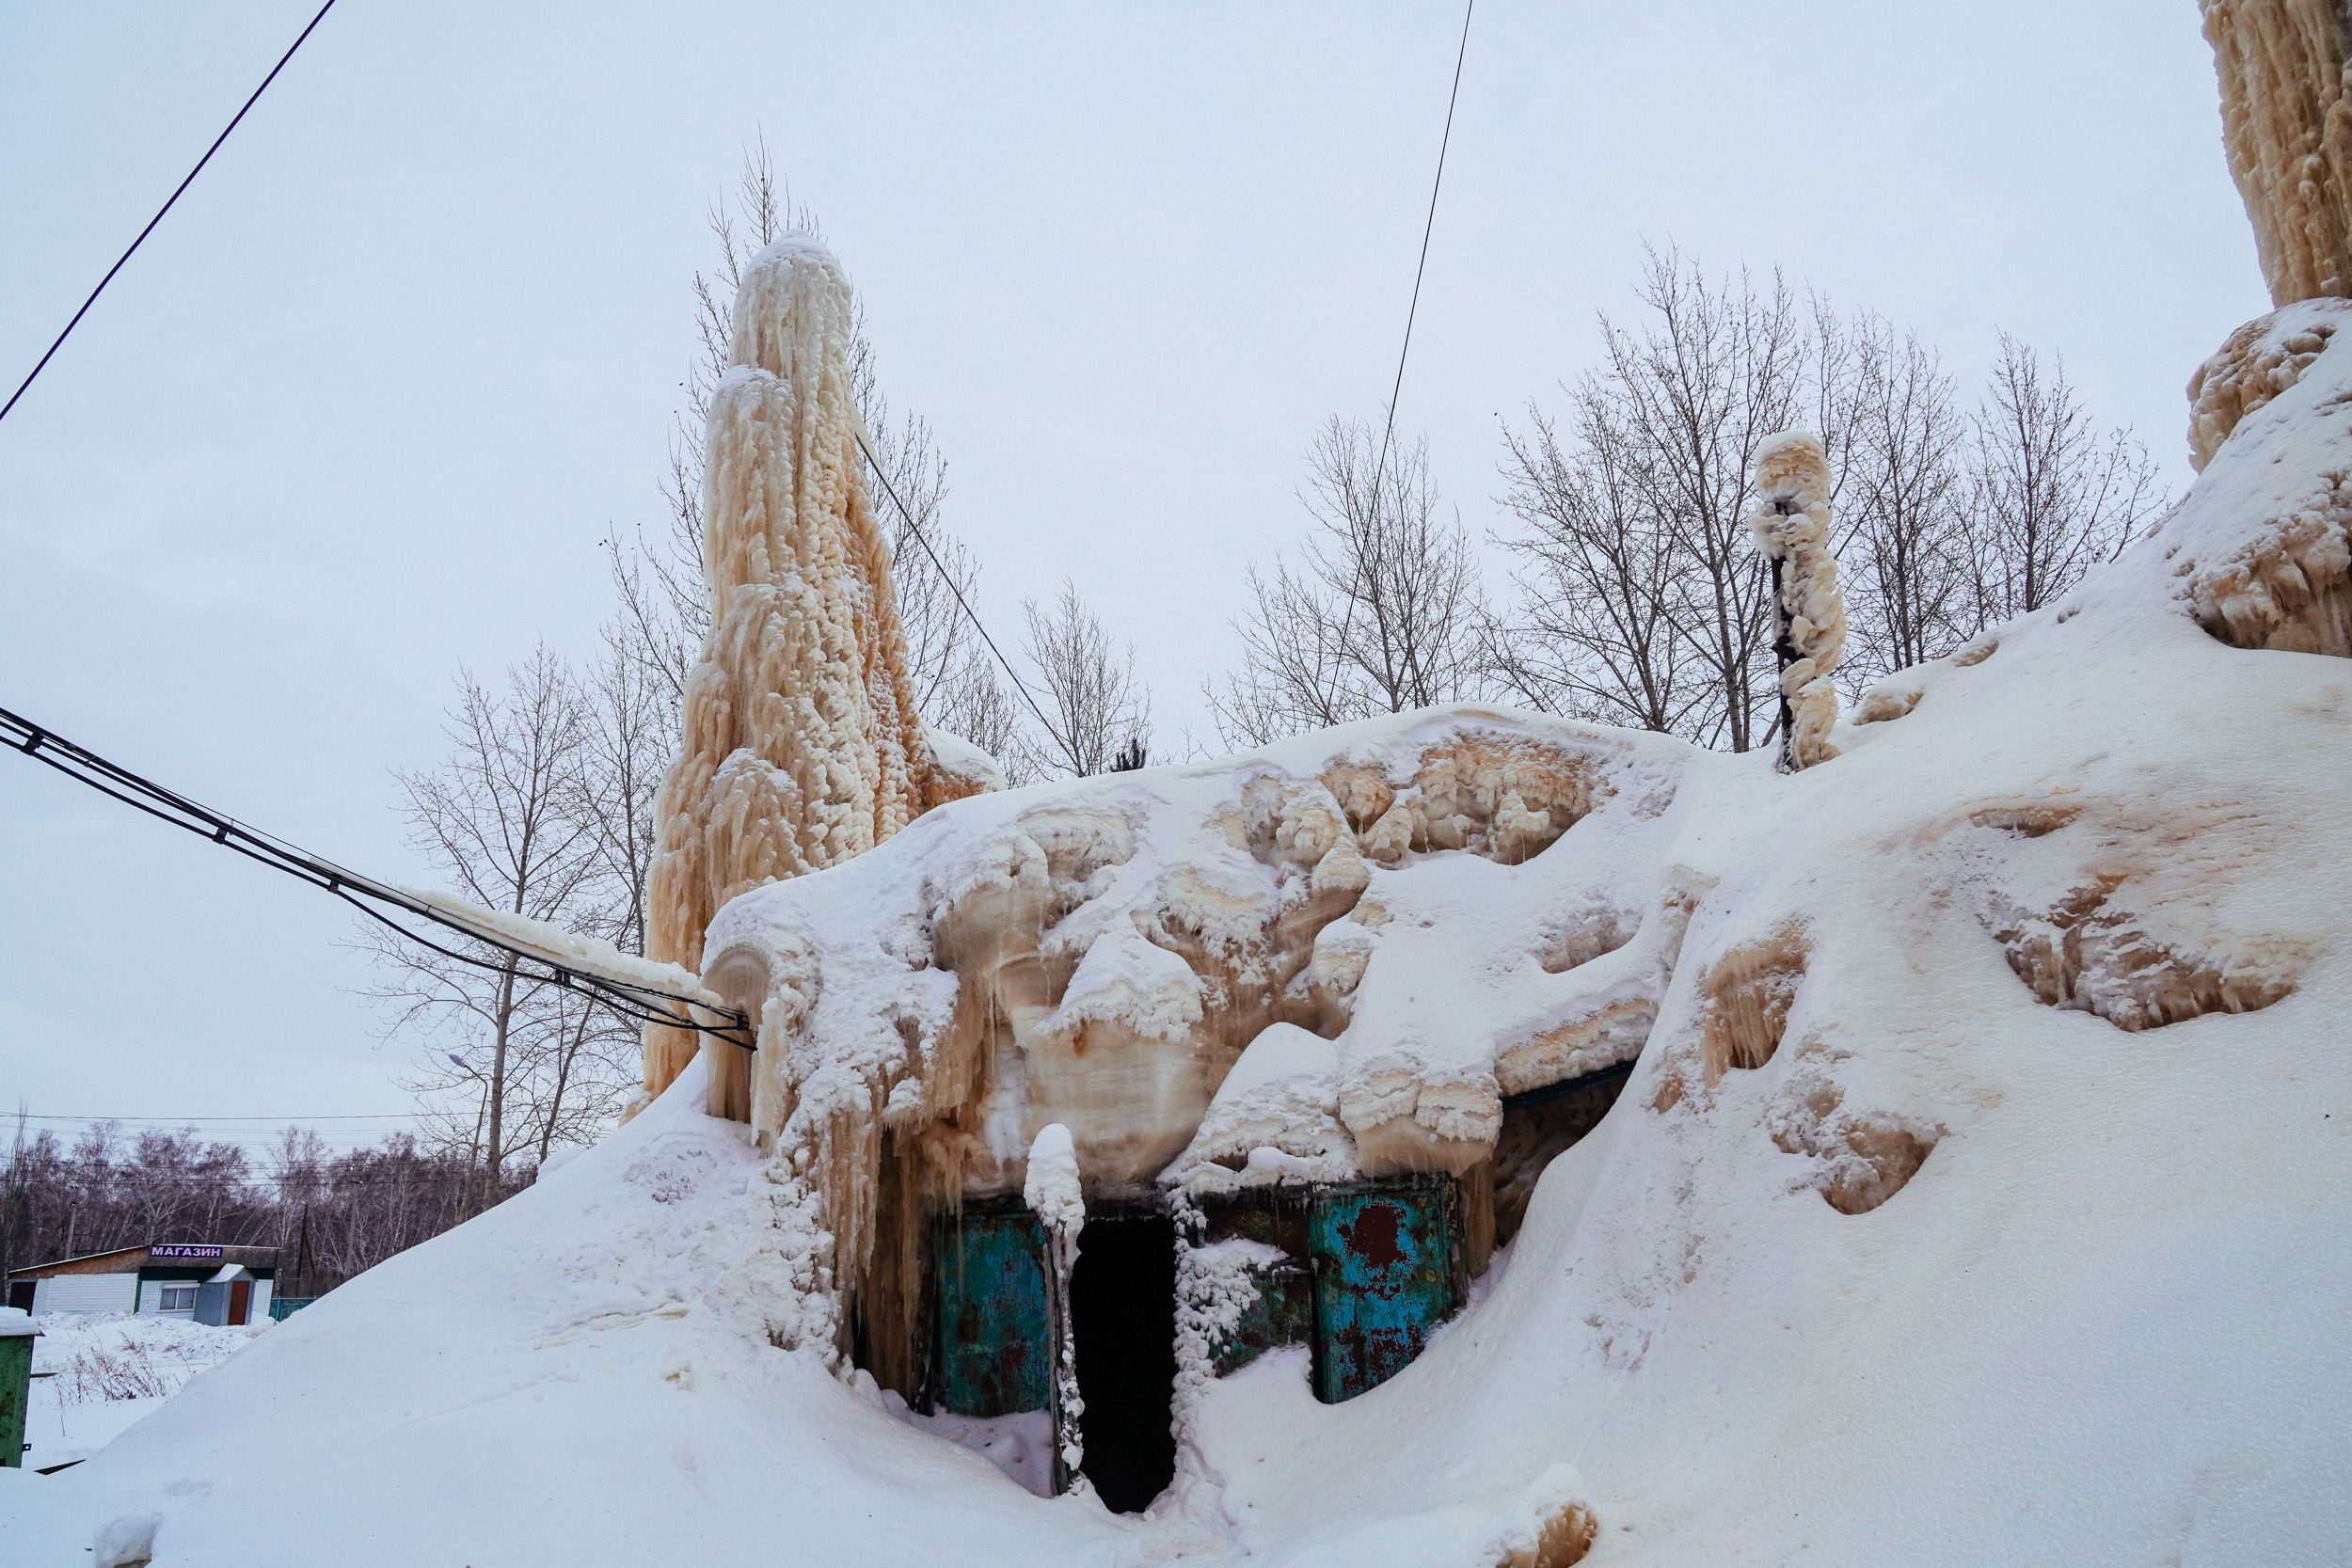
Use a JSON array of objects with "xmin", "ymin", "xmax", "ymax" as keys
[
  {"xmin": 1069, "ymin": 1214, "xmax": 1178, "ymax": 1513},
  {"xmin": 896, "ymin": 1055, "xmax": 1628, "ymax": 1511},
  {"xmin": 683, "ymin": 711, "xmax": 1677, "ymax": 1511}
]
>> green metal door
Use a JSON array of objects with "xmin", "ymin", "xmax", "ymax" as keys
[
  {"xmin": 935, "ymin": 1210, "xmax": 1052, "ymax": 1417},
  {"xmin": 0, "ymin": 1327, "xmax": 31, "ymax": 1469},
  {"xmin": 1194, "ymin": 1199, "xmax": 1313, "ymax": 1378},
  {"xmin": 1309, "ymin": 1180, "xmax": 1457, "ymax": 1403}
]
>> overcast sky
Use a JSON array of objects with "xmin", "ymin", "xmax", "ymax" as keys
[{"xmin": 0, "ymin": 1, "xmax": 2270, "ymax": 1155}]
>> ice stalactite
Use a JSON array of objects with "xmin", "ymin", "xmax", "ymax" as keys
[
  {"xmin": 1024, "ymin": 1123, "xmax": 1087, "ymax": 1494},
  {"xmin": 2201, "ymin": 0, "xmax": 2352, "ymax": 309},
  {"xmin": 641, "ymin": 235, "xmax": 993, "ymax": 1118},
  {"xmin": 1746, "ymin": 432, "xmax": 1847, "ymax": 772}
]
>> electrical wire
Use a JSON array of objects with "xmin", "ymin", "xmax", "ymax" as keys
[
  {"xmin": 1, "ymin": 705, "xmax": 754, "ymax": 1049},
  {"xmin": 1330, "ymin": 0, "xmax": 1476, "ymax": 678},
  {"xmin": 16, "ymin": 1114, "xmax": 424, "ymax": 1124},
  {"xmin": 0, "ymin": 0, "xmax": 341, "ymax": 429},
  {"xmin": 850, "ymin": 426, "xmax": 1078, "ymax": 765},
  {"xmin": 1371, "ymin": 0, "xmax": 1475, "ymax": 505}
]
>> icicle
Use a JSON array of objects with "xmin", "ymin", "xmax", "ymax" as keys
[
  {"xmin": 1746, "ymin": 431, "xmax": 1848, "ymax": 772},
  {"xmin": 1023, "ymin": 1122, "xmax": 1088, "ymax": 1495}
]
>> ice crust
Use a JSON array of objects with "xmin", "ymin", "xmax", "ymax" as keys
[{"xmin": 10, "ymin": 324, "xmax": 2352, "ymax": 1564}]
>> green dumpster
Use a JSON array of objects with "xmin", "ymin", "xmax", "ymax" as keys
[{"xmin": 0, "ymin": 1307, "xmax": 37, "ymax": 1469}]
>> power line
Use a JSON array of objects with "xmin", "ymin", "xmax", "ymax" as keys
[
  {"xmin": 0, "ymin": 1, "xmax": 341, "ymax": 429},
  {"xmin": 1, "ymin": 706, "xmax": 753, "ymax": 1048},
  {"xmin": 1372, "ymin": 0, "xmax": 1475, "ymax": 499},
  {"xmin": 15, "ymin": 1115, "xmax": 423, "ymax": 1124},
  {"xmin": 851, "ymin": 426, "xmax": 1077, "ymax": 765},
  {"xmin": 1331, "ymin": 0, "xmax": 1476, "ymax": 678}
]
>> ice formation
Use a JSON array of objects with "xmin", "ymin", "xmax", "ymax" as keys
[
  {"xmin": 1746, "ymin": 430, "xmax": 1847, "ymax": 769},
  {"xmin": 1024, "ymin": 1122, "xmax": 1088, "ymax": 1486},
  {"xmin": 2201, "ymin": 0, "xmax": 2352, "ymax": 306},
  {"xmin": 10, "ymin": 341, "xmax": 2350, "ymax": 1558},
  {"xmin": 641, "ymin": 236, "xmax": 995, "ymax": 1117},
  {"xmin": 2180, "ymin": 301, "xmax": 2352, "ymax": 659},
  {"xmin": 11, "ymin": 31, "xmax": 2352, "ymax": 1565}
]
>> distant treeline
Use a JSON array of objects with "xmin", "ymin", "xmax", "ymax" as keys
[{"xmin": 0, "ymin": 1121, "xmax": 536, "ymax": 1299}]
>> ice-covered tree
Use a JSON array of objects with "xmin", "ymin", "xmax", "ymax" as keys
[
  {"xmin": 604, "ymin": 140, "xmax": 995, "ymax": 745},
  {"xmin": 1491, "ymin": 252, "xmax": 2161, "ymax": 746}
]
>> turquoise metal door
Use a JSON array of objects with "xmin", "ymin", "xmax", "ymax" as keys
[
  {"xmin": 1309, "ymin": 1180, "xmax": 1457, "ymax": 1403},
  {"xmin": 935, "ymin": 1211, "xmax": 1052, "ymax": 1417}
]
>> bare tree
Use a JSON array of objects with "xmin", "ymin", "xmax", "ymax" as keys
[
  {"xmin": 1019, "ymin": 579, "xmax": 1152, "ymax": 778},
  {"xmin": 1594, "ymin": 246, "xmax": 1811, "ymax": 752},
  {"xmin": 1209, "ymin": 418, "xmax": 1489, "ymax": 747},
  {"xmin": 1488, "ymin": 250, "xmax": 2163, "ymax": 743},
  {"xmin": 1835, "ymin": 319, "xmax": 1972, "ymax": 693},
  {"xmin": 1486, "ymin": 251, "xmax": 1812, "ymax": 748},
  {"xmin": 571, "ymin": 637, "xmax": 669, "ymax": 959},
  {"xmin": 358, "ymin": 647, "xmax": 626, "ymax": 1215},
  {"xmin": 0, "ymin": 1118, "xmax": 538, "ymax": 1298},
  {"xmin": 936, "ymin": 659, "xmax": 1035, "ymax": 785},
  {"xmin": 1960, "ymin": 334, "xmax": 2163, "ymax": 626},
  {"xmin": 1490, "ymin": 401, "xmax": 1710, "ymax": 734}
]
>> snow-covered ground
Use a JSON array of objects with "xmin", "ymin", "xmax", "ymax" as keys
[
  {"xmin": 5, "ymin": 318, "xmax": 2350, "ymax": 1562},
  {"xmin": 17, "ymin": 1312, "xmax": 267, "ymax": 1473}
]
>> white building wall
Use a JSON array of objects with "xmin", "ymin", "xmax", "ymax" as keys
[
  {"xmin": 34, "ymin": 1274, "xmax": 137, "ymax": 1315},
  {"xmin": 138, "ymin": 1278, "xmax": 199, "ymax": 1318}
]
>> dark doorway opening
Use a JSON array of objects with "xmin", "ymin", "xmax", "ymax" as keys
[{"xmin": 1069, "ymin": 1213, "xmax": 1177, "ymax": 1513}]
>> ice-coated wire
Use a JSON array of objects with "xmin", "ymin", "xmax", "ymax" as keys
[
  {"xmin": 0, "ymin": 705, "xmax": 755, "ymax": 1050},
  {"xmin": 0, "ymin": 1, "xmax": 342, "ymax": 428}
]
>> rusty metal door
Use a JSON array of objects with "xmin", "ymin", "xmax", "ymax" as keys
[
  {"xmin": 1195, "ymin": 1199, "xmax": 1313, "ymax": 1377},
  {"xmin": 1309, "ymin": 1180, "xmax": 1457, "ymax": 1403},
  {"xmin": 934, "ymin": 1211, "xmax": 1052, "ymax": 1418}
]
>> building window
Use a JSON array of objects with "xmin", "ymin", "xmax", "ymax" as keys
[{"xmin": 159, "ymin": 1285, "xmax": 197, "ymax": 1312}]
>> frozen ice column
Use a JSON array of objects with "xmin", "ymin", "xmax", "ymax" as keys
[
  {"xmin": 1747, "ymin": 431, "xmax": 1847, "ymax": 772},
  {"xmin": 2202, "ymin": 1, "xmax": 2352, "ymax": 307},
  {"xmin": 1025, "ymin": 1124, "xmax": 1088, "ymax": 1496},
  {"xmin": 643, "ymin": 236, "xmax": 939, "ymax": 1117}
]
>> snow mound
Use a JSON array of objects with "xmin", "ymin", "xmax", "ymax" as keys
[{"xmin": 9, "ymin": 318, "xmax": 2352, "ymax": 1565}]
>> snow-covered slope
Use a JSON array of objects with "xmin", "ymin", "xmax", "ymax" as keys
[
  {"xmin": 18, "ymin": 1312, "xmax": 266, "ymax": 1474},
  {"xmin": 7, "ymin": 313, "xmax": 2349, "ymax": 1565}
]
